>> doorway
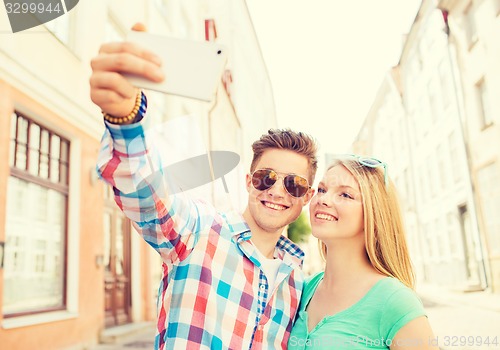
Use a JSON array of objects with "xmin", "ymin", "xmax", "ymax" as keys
[
  {"xmin": 458, "ymin": 204, "xmax": 481, "ymax": 289},
  {"xmin": 103, "ymin": 186, "xmax": 132, "ymax": 327}
]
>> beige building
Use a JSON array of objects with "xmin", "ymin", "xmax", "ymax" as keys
[
  {"xmin": 354, "ymin": 0, "xmax": 500, "ymax": 294},
  {"xmin": 0, "ymin": 1, "xmax": 275, "ymax": 349},
  {"xmin": 438, "ymin": 0, "xmax": 500, "ymax": 293}
]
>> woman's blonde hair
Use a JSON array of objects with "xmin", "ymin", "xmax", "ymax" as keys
[{"xmin": 319, "ymin": 157, "xmax": 416, "ymax": 289}]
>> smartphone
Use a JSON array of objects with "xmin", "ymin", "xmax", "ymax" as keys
[{"xmin": 124, "ymin": 31, "xmax": 228, "ymax": 102}]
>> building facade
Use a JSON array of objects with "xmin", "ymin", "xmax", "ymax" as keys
[
  {"xmin": 438, "ymin": 0, "xmax": 500, "ymax": 293},
  {"xmin": 354, "ymin": 0, "xmax": 500, "ymax": 293},
  {"xmin": 350, "ymin": 68, "xmax": 428, "ymax": 281},
  {"xmin": 0, "ymin": 1, "xmax": 276, "ymax": 349}
]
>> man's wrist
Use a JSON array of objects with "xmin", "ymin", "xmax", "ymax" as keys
[{"xmin": 102, "ymin": 90, "xmax": 147, "ymax": 125}]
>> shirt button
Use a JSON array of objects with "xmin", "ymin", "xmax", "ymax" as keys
[{"xmin": 260, "ymin": 284, "xmax": 266, "ymax": 290}]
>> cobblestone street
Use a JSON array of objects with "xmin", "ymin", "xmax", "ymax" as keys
[{"xmin": 419, "ymin": 285, "xmax": 500, "ymax": 350}]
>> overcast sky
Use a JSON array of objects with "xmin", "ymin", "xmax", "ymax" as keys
[{"xmin": 246, "ymin": 0, "xmax": 421, "ymax": 161}]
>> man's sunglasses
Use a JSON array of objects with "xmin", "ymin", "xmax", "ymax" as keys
[{"xmin": 251, "ymin": 169, "xmax": 311, "ymax": 198}]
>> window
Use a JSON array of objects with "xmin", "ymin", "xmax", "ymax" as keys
[
  {"xmin": 154, "ymin": 0, "xmax": 168, "ymax": 15},
  {"xmin": 44, "ymin": 5, "xmax": 75, "ymax": 48},
  {"xmin": 447, "ymin": 213, "xmax": 459, "ymax": 256},
  {"xmin": 438, "ymin": 60, "xmax": 452, "ymax": 109},
  {"xmin": 437, "ymin": 144, "xmax": 447, "ymax": 189},
  {"xmin": 476, "ymin": 78, "xmax": 494, "ymax": 128},
  {"xmin": 424, "ymin": 223, "xmax": 435, "ymax": 259},
  {"xmin": 404, "ymin": 168, "xmax": 413, "ymax": 209},
  {"xmin": 396, "ymin": 118, "xmax": 405, "ymax": 154},
  {"xmin": 428, "ymin": 84, "xmax": 440, "ymax": 123},
  {"xmin": 3, "ymin": 111, "xmax": 70, "ymax": 316},
  {"xmin": 477, "ymin": 163, "xmax": 500, "ymax": 256},
  {"xmin": 154, "ymin": 0, "xmax": 167, "ymax": 8},
  {"xmin": 418, "ymin": 166, "xmax": 427, "ymax": 204},
  {"xmin": 464, "ymin": 3, "xmax": 478, "ymax": 48},
  {"xmin": 419, "ymin": 92, "xmax": 432, "ymax": 137},
  {"xmin": 105, "ymin": 17, "xmax": 125, "ymax": 42},
  {"xmin": 435, "ymin": 217, "xmax": 449, "ymax": 259},
  {"xmin": 427, "ymin": 157, "xmax": 437, "ymax": 198},
  {"xmin": 448, "ymin": 131, "xmax": 462, "ymax": 184}
]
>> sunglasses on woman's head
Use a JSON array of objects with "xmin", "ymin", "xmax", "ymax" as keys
[
  {"xmin": 251, "ymin": 169, "xmax": 311, "ymax": 198},
  {"xmin": 336, "ymin": 154, "xmax": 388, "ymax": 186}
]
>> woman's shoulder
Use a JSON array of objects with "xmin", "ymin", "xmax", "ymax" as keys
[
  {"xmin": 381, "ymin": 278, "xmax": 420, "ymax": 303},
  {"xmin": 376, "ymin": 277, "xmax": 425, "ymax": 320},
  {"xmin": 376, "ymin": 277, "xmax": 419, "ymax": 299},
  {"xmin": 377, "ymin": 276, "xmax": 408, "ymax": 288},
  {"xmin": 377, "ymin": 278, "xmax": 427, "ymax": 340}
]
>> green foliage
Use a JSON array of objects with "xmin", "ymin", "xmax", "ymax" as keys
[{"xmin": 287, "ymin": 211, "xmax": 311, "ymax": 243}]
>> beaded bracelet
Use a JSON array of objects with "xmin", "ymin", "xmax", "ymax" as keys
[{"xmin": 102, "ymin": 89, "xmax": 142, "ymax": 125}]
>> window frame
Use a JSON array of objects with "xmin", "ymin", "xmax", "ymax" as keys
[
  {"xmin": 3, "ymin": 111, "xmax": 70, "ymax": 318},
  {"xmin": 43, "ymin": 1, "xmax": 77, "ymax": 53},
  {"xmin": 476, "ymin": 78, "xmax": 494, "ymax": 129},
  {"xmin": 464, "ymin": 2, "xmax": 479, "ymax": 50}
]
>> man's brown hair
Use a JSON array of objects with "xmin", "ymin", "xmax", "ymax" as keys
[{"xmin": 250, "ymin": 129, "xmax": 318, "ymax": 183}]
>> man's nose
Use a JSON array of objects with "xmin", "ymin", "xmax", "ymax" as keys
[{"xmin": 267, "ymin": 177, "xmax": 287, "ymax": 197}]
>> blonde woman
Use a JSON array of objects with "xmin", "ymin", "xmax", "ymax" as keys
[{"xmin": 288, "ymin": 156, "xmax": 438, "ymax": 350}]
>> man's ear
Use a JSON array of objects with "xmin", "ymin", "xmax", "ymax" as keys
[
  {"xmin": 245, "ymin": 173, "xmax": 252, "ymax": 193},
  {"xmin": 301, "ymin": 188, "xmax": 315, "ymax": 206}
]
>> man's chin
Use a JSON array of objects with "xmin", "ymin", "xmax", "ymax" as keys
[{"xmin": 256, "ymin": 218, "xmax": 289, "ymax": 235}]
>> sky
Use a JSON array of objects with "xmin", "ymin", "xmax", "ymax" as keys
[{"xmin": 246, "ymin": 0, "xmax": 422, "ymax": 159}]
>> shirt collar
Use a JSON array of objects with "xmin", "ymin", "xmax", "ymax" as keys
[{"xmin": 222, "ymin": 211, "xmax": 305, "ymax": 266}]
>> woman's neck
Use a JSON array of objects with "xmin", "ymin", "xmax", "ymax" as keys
[{"xmin": 321, "ymin": 240, "xmax": 380, "ymax": 289}]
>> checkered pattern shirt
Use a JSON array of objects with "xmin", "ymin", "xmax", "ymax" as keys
[{"xmin": 96, "ymin": 117, "xmax": 305, "ymax": 350}]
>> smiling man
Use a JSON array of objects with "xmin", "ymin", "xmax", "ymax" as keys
[{"xmin": 90, "ymin": 28, "xmax": 318, "ymax": 350}]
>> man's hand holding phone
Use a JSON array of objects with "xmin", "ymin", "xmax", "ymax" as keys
[
  {"xmin": 123, "ymin": 31, "xmax": 227, "ymax": 102},
  {"xmin": 89, "ymin": 23, "xmax": 164, "ymax": 119},
  {"xmin": 90, "ymin": 22, "xmax": 228, "ymax": 121}
]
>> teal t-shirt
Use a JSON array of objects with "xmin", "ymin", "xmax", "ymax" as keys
[{"xmin": 288, "ymin": 272, "xmax": 426, "ymax": 349}]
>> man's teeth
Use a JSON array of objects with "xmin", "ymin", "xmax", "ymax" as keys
[
  {"xmin": 264, "ymin": 202, "xmax": 287, "ymax": 210},
  {"xmin": 316, "ymin": 213, "xmax": 335, "ymax": 221}
]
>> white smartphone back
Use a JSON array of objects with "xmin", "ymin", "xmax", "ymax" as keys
[{"xmin": 124, "ymin": 31, "xmax": 228, "ymax": 102}]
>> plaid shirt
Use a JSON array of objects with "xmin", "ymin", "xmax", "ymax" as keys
[{"xmin": 96, "ymin": 118, "xmax": 305, "ymax": 350}]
